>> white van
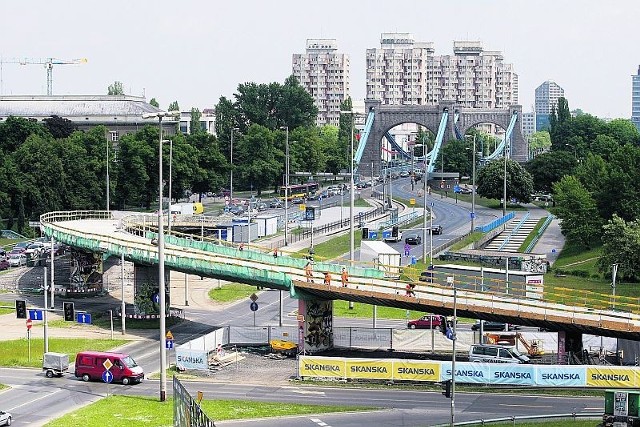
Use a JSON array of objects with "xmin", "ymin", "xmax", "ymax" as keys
[{"xmin": 468, "ymin": 344, "xmax": 529, "ymax": 364}]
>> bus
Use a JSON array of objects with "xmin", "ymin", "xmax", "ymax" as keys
[{"xmin": 279, "ymin": 182, "xmax": 319, "ymax": 200}]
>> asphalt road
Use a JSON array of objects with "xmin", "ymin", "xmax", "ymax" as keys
[{"xmin": 0, "ymin": 366, "xmax": 603, "ymax": 427}]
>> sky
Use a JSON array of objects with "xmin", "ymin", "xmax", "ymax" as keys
[{"xmin": 0, "ymin": 1, "xmax": 637, "ymax": 119}]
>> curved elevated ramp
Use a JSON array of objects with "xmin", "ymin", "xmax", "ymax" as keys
[{"xmin": 40, "ymin": 210, "xmax": 640, "ymax": 340}]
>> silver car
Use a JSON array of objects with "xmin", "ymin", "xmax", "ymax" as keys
[{"xmin": 0, "ymin": 410, "xmax": 12, "ymax": 426}]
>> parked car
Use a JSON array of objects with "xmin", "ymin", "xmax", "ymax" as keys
[
  {"xmin": 430, "ymin": 225, "xmax": 443, "ymax": 235},
  {"xmin": 8, "ymin": 253, "xmax": 27, "ymax": 267},
  {"xmin": 25, "ymin": 242, "xmax": 46, "ymax": 258},
  {"xmin": 404, "ymin": 233, "xmax": 422, "ymax": 245},
  {"xmin": 0, "ymin": 258, "xmax": 9, "ymax": 271},
  {"xmin": 13, "ymin": 241, "xmax": 29, "ymax": 252},
  {"xmin": 468, "ymin": 344, "xmax": 529, "ymax": 364},
  {"xmin": 399, "ymin": 170, "xmax": 410, "ymax": 177},
  {"xmin": 291, "ymin": 197, "xmax": 304, "ymax": 204},
  {"xmin": 471, "ymin": 320, "xmax": 517, "ymax": 331},
  {"xmin": 407, "ymin": 314, "xmax": 444, "ymax": 329},
  {"xmin": 0, "ymin": 410, "xmax": 12, "ymax": 426},
  {"xmin": 269, "ymin": 199, "xmax": 283, "ymax": 209}
]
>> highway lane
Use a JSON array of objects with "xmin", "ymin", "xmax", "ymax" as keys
[{"xmin": 0, "ymin": 367, "xmax": 602, "ymax": 426}]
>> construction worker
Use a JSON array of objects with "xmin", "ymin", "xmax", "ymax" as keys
[
  {"xmin": 405, "ymin": 283, "xmax": 415, "ymax": 297},
  {"xmin": 323, "ymin": 271, "xmax": 331, "ymax": 286},
  {"xmin": 341, "ymin": 267, "xmax": 349, "ymax": 287},
  {"xmin": 305, "ymin": 262, "xmax": 313, "ymax": 283},
  {"xmin": 273, "ymin": 247, "xmax": 278, "ymax": 258},
  {"xmin": 239, "ymin": 243, "xmax": 244, "ymax": 251}
]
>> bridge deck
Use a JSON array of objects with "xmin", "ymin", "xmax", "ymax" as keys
[{"xmin": 39, "ymin": 211, "xmax": 640, "ymax": 340}]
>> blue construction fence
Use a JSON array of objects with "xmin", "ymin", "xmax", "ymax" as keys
[{"xmin": 474, "ymin": 211, "xmax": 515, "ymax": 233}]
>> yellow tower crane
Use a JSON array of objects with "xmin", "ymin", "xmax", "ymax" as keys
[{"xmin": 0, "ymin": 57, "xmax": 87, "ymax": 95}]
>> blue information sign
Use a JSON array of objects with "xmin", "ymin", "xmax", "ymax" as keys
[
  {"xmin": 28, "ymin": 309, "xmax": 43, "ymax": 321},
  {"xmin": 368, "ymin": 231, "xmax": 378, "ymax": 239},
  {"xmin": 250, "ymin": 302, "xmax": 258, "ymax": 312},
  {"xmin": 76, "ymin": 312, "xmax": 92, "ymax": 324},
  {"xmin": 152, "ymin": 293, "xmax": 160, "ymax": 304},
  {"xmin": 166, "ymin": 340, "xmax": 174, "ymax": 350},
  {"xmin": 102, "ymin": 370, "xmax": 113, "ymax": 383},
  {"xmin": 470, "ymin": 212, "xmax": 475, "ymax": 219},
  {"xmin": 382, "ymin": 231, "xmax": 391, "ymax": 239}
]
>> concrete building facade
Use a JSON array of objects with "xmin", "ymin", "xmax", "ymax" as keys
[
  {"xmin": 534, "ymin": 80, "xmax": 564, "ymax": 131},
  {"xmin": 632, "ymin": 66, "xmax": 640, "ymax": 132},
  {"xmin": 292, "ymin": 39, "xmax": 350, "ymax": 127},
  {"xmin": 365, "ymin": 34, "xmax": 518, "ymax": 109}
]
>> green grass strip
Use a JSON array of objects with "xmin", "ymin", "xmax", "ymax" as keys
[
  {"xmin": 45, "ymin": 395, "xmax": 373, "ymax": 426},
  {"xmin": 0, "ymin": 338, "xmax": 127, "ymax": 368}
]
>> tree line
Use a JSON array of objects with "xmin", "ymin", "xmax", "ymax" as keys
[{"xmin": 0, "ymin": 76, "xmax": 353, "ymax": 235}]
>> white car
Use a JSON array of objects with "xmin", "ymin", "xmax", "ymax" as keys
[
  {"xmin": 8, "ymin": 253, "xmax": 26, "ymax": 267},
  {"xmin": 0, "ymin": 410, "xmax": 12, "ymax": 426}
]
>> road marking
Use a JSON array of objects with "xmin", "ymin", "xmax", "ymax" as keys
[
  {"xmin": 310, "ymin": 418, "xmax": 331, "ymax": 427},
  {"xmin": 8, "ymin": 388, "xmax": 65, "ymax": 411},
  {"xmin": 291, "ymin": 390, "xmax": 326, "ymax": 395},
  {"xmin": 501, "ymin": 403, "xmax": 553, "ymax": 408}
]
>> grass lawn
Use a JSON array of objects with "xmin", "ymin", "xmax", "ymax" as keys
[
  {"xmin": 208, "ymin": 282, "xmax": 259, "ymax": 303},
  {"xmin": 517, "ymin": 217, "xmax": 547, "ymax": 252},
  {"xmin": 0, "ymin": 307, "xmax": 13, "ymax": 315},
  {"xmin": 0, "ymin": 338, "xmax": 127, "ymax": 368},
  {"xmin": 297, "ymin": 230, "xmax": 363, "ymax": 261},
  {"xmin": 45, "ymin": 395, "xmax": 373, "ymax": 427}
]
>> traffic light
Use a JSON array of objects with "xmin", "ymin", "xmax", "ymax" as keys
[
  {"xmin": 392, "ymin": 226, "xmax": 399, "ymax": 238},
  {"xmin": 15, "ymin": 300, "xmax": 27, "ymax": 319},
  {"xmin": 442, "ymin": 380, "xmax": 451, "ymax": 398},
  {"xmin": 361, "ymin": 227, "xmax": 369, "ymax": 239},
  {"xmin": 63, "ymin": 302, "xmax": 75, "ymax": 322}
]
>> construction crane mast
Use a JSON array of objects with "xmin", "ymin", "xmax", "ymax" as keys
[{"xmin": 0, "ymin": 57, "xmax": 87, "ymax": 95}]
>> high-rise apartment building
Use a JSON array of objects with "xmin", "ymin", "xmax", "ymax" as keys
[
  {"xmin": 292, "ymin": 39, "xmax": 350, "ymax": 127},
  {"xmin": 365, "ymin": 34, "xmax": 518, "ymax": 108},
  {"xmin": 534, "ymin": 80, "xmax": 564, "ymax": 131},
  {"xmin": 632, "ymin": 66, "xmax": 640, "ymax": 132}
]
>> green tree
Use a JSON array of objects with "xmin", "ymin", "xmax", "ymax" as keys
[
  {"xmin": 168, "ymin": 101, "xmax": 180, "ymax": 112},
  {"xmin": 43, "ymin": 115, "xmax": 77, "ymax": 139},
  {"xmin": 187, "ymin": 132, "xmax": 228, "ymax": 197},
  {"xmin": 108, "ymin": 81, "xmax": 124, "ymax": 95},
  {"xmin": 476, "ymin": 158, "xmax": 533, "ymax": 203},
  {"xmin": 149, "ymin": 98, "xmax": 160, "ymax": 108},
  {"xmin": 525, "ymin": 150, "xmax": 576, "ymax": 193},
  {"xmin": 0, "ymin": 116, "xmax": 49, "ymax": 152},
  {"xmin": 438, "ymin": 139, "xmax": 471, "ymax": 177},
  {"xmin": 552, "ymin": 175, "xmax": 601, "ymax": 248},
  {"xmin": 189, "ymin": 108, "xmax": 202, "ymax": 134},
  {"xmin": 234, "ymin": 124, "xmax": 281, "ymax": 194},
  {"xmin": 528, "ymin": 131, "xmax": 551, "ymax": 156},
  {"xmin": 598, "ymin": 215, "xmax": 640, "ymax": 282},
  {"xmin": 607, "ymin": 118, "xmax": 640, "ymax": 146}
]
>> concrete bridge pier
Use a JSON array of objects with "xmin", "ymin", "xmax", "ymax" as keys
[
  {"xmin": 558, "ymin": 330, "xmax": 583, "ymax": 364},
  {"xmin": 298, "ymin": 298, "xmax": 334, "ymax": 354},
  {"xmin": 132, "ymin": 264, "xmax": 171, "ymax": 316}
]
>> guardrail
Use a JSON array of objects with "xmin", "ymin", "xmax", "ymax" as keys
[
  {"xmin": 524, "ymin": 214, "xmax": 555, "ymax": 253},
  {"xmin": 475, "ymin": 212, "xmax": 515, "ymax": 233},
  {"xmin": 432, "ymin": 412, "xmax": 601, "ymax": 426}
]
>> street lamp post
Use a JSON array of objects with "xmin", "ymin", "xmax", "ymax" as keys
[
  {"xmin": 106, "ymin": 139, "xmax": 110, "ymax": 212},
  {"xmin": 423, "ymin": 151, "xmax": 428, "ymax": 264},
  {"xmin": 280, "ymin": 126, "xmax": 289, "ymax": 246},
  {"xmin": 230, "ymin": 128, "xmax": 239, "ymax": 201},
  {"xmin": 467, "ymin": 134, "xmax": 477, "ymax": 232},
  {"xmin": 166, "ymin": 139, "xmax": 173, "ymax": 232},
  {"xmin": 142, "ymin": 110, "xmax": 178, "ymax": 402},
  {"xmin": 502, "ymin": 136, "xmax": 509, "ymax": 217}
]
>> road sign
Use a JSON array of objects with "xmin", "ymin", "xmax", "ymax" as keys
[
  {"xmin": 249, "ymin": 293, "xmax": 258, "ymax": 302},
  {"xmin": 28, "ymin": 309, "xmax": 43, "ymax": 321},
  {"xmin": 166, "ymin": 340, "xmax": 174, "ymax": 349},
  {"xmin": 296, "ymin": 314, "xmax": 305, "ymax": 322},
  {"xmin": 103, "ymin": 358, "xmax": 113, "ymax": 370},
  {"xmin": 299, "ymin": 204, "xmax": 306, "ymax": 211},
  {"xmin": 382, "ymin": 230, "xmax": 391, "ymax": 239},
  {"xmin": 409, "ymin": 198, "xmax": 416, "ymax": 205},
  {"xmin": 26, "ymin": 319, "xmax": 32, "ymax": 330},
  {"xmin": 102, "ymin": 370, "xmax": 113, "ymax": 383},
  {"xmin": 470, "ymin": 212, "xmax": 475, "ymax": 219},
  {"xmin": 368, "ymin": 231, "xmax": 378, "ymax": 240},
  {"xmin": 250, "ymin": 302, "xmax": 258, "ymax": 312},
  {"xmin": 166, "ymin": 331, "xmax": 174, "ymax": 340},
  {"xmin": 152, "ymin": 293, "xmax": 160, "ymax": 304},
  {"xmin": 76, "ymin": 312, "xmax": 92, "ymax": 324},
  {"xmin": 431, "ymin": 202, "xmax": 434, "ymax": 208}
]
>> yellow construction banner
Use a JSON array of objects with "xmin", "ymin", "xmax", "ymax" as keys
[
  {"xmin": 394, "ymin": 360, "xmax": 440, "ymax": 382},
  {"xmin": 586, "ymin": 367, "xmax": 640, "ymax": 388},
  {"xmin": 346, "ymin": 359, "xmax": 393, "ymax": 380},
  {"xmin": 299, "ymin": 357, "xmax": 345, "ymax": 378}
]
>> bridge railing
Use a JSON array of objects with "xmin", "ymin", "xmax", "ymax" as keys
[{"xmin": 40, "ymin": 210, "xmax": 640, "ymax": 331}]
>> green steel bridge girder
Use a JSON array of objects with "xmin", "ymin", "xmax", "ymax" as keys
[{"xmin": 45, "ymin": 228, "xmax": 295, "ymax": 296}]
